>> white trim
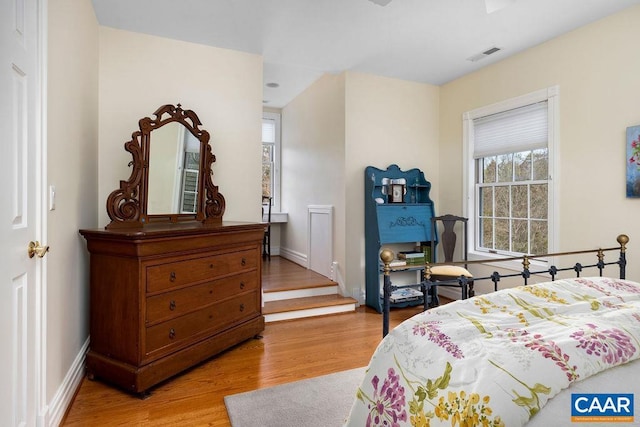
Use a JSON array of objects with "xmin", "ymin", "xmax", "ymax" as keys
[
  {"xmin": 279, "ymin": 246, "xmax": 308, "ymax": 268},
  {"xmin": 263, "ymin": 211, "xmax": 288, "ymax": 223},
  {"xmin": 263, "ymin": 284, "xmax": 339, "ymax": 302},
  {"xmin": 172, "ymin": 126, "xmax": 186, "ymax": 212},
  {"xmin": 307, "ymin": 205, "xmax": 333, "ymax": 278},
  {"xmin": 463, "ymin": 86, "xmax": 559, "ymax": 267},
  {"xmin": 330, "ymin": 261, "xmax": 348, "ymax": 298},
  {"xmin": 264, "ymin": 303, "xmax": 356, "ymax": 323},
  {"xmin": 437, "ymin": 287, "xmax": 462, "ymax": 301},
  {"xmin": 547, "ymin": 86, "xmax": 560, "ymax": 263},
  {"xmin": 263, "ymin": 112, "xmax": 281, "ymax": 211},
  {"xmin": 46, "ymin": 338, "xmax": 89, "ymax": 427}
]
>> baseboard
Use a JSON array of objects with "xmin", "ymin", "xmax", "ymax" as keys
[
  {"xmin": 46, "ymin": 337, "xmax": 89, "ymax": 427},
  {"xmin": 279, "ymin": 246, "xmax": 308, "ymax": 268},
  {"xmin": 437, "ymin": 287, "xmax": 461, "ymax": 301},
  {"xmin": 330, "ymin": 261, "xmax": 348, "ymax": 300}
]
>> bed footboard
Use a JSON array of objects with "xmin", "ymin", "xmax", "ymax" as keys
[{"xmin": 381, "ymin": 234, "xmax": 629, "ymax": 337}]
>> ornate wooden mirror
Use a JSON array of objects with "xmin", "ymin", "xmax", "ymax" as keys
[{"xmin": 105, "ymin": 104, "xmax": 225, "ymax": 229}]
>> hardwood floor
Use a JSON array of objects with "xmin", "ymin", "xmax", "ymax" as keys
[
  {"xmin": 61, "ymin": 258, "xmax": 428, "ymax": 426},
  {"xmin": 262, "ymin": 256, "xmax": 336, "ymax": 292}
]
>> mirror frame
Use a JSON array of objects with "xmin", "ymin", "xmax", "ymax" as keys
[{"xmin": 105, "ymin": 103, "xmax": 225, "ymax": 229}]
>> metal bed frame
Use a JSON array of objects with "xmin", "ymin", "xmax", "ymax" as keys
[{"xmin": 380, "ymin": 234, "xmax": 629, "ymax": 337}]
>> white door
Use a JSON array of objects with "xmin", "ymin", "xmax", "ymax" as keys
[{"xmin": 0, "ymin": 0, "xmax": 45, "ymax": 425}]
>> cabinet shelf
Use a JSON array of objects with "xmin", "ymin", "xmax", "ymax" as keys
[{"xmin": 364, "ymin": 164, "xmax": 437, "ymax": 313}]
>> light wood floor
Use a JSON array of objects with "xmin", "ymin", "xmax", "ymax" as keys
[
  {"xmin": 61, "ymin": 258, "xmax": 429, "ymax": 426},
  {"xmin": 262, "ymin": 255, "xmax": 337, "ymax": 292}
]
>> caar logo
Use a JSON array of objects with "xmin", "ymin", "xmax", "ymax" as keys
[{"xmin": 571, "ymin": 393, "xmax": 634, "ymax": 423}]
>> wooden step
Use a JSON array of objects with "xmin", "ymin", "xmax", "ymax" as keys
[
  {"xmin": 263, "ymin": 282, "xmax": 339, "ymax": 302},
  {"xmin": 264, "ymin": 294, "xmax": 358, "ymax": 323}
]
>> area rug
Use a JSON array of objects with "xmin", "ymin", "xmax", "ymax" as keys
[{"xmin": 224, "ymin": 367, "xmax": 366, "ymax": 427}]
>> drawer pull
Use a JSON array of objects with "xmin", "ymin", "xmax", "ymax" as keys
[
  {"xmin": 169, "ymin": 300, "xmax": 176, "ymax": 311},
  {"xmin": 169, "ymin": 272, "xmax": 176, "ymax": 282},
  {"xmin": 169, "ymin": 328, "xmax": 176, "ymax": 339},
  {"xmin": 239, "ymin": 281, "xmax": 245, "ymax": 289},
  {"xmin": 209, "ymin": 263, "xmax": 214, "ymax": 269},
  {"xmin": 239, "ymin": 303, "xmax": 245, "ymax": 312},
  {"xmin": 241, "ymin": 257, "xmax": 246, "ymax": 266}
]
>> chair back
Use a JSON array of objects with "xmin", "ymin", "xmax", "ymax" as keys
[
  {"xmin": 262, "ymin": 196, "xmax": 272, "ymax": 223},
  {"xmin": 430, "ymin": 214, "xmax": 468, "ymax": 263}
]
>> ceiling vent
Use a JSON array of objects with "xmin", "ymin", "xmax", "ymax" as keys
[
  {"xmin": 467, "ymin": 47, "xmax": 502, "ymax": 62},
  {"xmin": 368, "ymin": 0, "xmax": 393, "ymax": 6}
]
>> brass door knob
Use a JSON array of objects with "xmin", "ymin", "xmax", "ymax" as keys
[{"xmin": 27, "ymin": 241, "xmax": 49, "ymax": 258}]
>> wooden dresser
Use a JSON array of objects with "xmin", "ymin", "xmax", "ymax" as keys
[{"xmin": 79, "ymin": 221, "xmax": 265, "ymax": 394}]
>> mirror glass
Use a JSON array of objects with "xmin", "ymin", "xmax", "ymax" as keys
[{"xmin": 147, "ymin": 122, "xmax": 202, "ymax": 215}]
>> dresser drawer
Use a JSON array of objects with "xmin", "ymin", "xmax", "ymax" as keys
[
  {"xmin": 145, "ymin": 291, "xmax": 259, "ymax": 356},
  {"xmin": 146, "ymin": 249, "xmax": 258, "ymax": 293},
  {"xmin": 146, "ymin": 271, "xmax": 258, "ymax": 325}
]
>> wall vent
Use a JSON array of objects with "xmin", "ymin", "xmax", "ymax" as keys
[{"xmin": 467, "ymin": 46, "xmax": 502, "ymax": 62}]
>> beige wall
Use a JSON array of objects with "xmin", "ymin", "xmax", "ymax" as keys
[
  {"xmin": 440, "ymin": 5, "xmax": 640, "ymax": 289},
  {"xmin": 281, "ymin": 73, "xmax": 346, "ymax": 273},
  {"xmin": 43, "ymin": 4, "xmax": 640, "ymax": 420},
  {"xmin": 98, "ymin": 28, "xmax": 263, "ymax": 225},
  {"xmin": 281, "ymin": 71, "xmax": 439, "ymax": 299},
  {"xmin": 47, "ymin": 0, "xmax": 99, "ymax": 422},
  {"xmin": 345, "ymin": 72, "xmax": 440, "ymax": 300}
]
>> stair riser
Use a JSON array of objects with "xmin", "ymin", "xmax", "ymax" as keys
[
  {"xmin": 264, "ymin": 303, "xmax": 357, "ymax": 323},
  {"xmin": 263, "ymin": 285, "xmax": 338, "ymax": 302}
]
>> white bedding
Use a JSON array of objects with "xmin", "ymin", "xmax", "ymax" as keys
[
  {"xmin": 526, "ymin": 358, "xmax": 640, "ymax": 426},
  {"xmin": 345, "ymin": 277, "xmax": 640, "ymax": 426}
]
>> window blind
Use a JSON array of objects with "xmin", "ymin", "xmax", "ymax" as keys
[
  {"xmin": 262, "ymin": 118, "xmax": 276, "ymax": 143},
  {"xmin": 473, "ymin": 101, "xmax": 548, "ymax": 158},
  {"xmin": 184, "ymin": 131, "xmax": 200, "ymax": 153}
]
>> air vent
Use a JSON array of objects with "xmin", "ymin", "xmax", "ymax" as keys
[
  {"xmin": 466, "ymin": 46, "xmax": 502, "ymax": 62},
  {"xmin": 368, "ymin": 0, "xmax": 392, "ymax": 6}
]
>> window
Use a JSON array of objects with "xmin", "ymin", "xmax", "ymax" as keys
[
  {"xmin": 180, "ymin": 152, "xmax": 199, "ymax": 213},
  {"xmin": 179, "ymin": 130, "xmax": 201, "ymax": 214},
  {"xmin": 463, "ymin": 87, "xmax": 558, "ymax": 257},
  {"xmin": 262, "ymin": 112, "xmax": 281, "ymax": 210}
]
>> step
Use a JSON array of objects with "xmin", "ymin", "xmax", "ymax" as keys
[
  {"xmin": 263, "ymin": 282, "xmax": 339, "ymax": 302},
  {"xmin": 263, "ymin": 294, "xmax": 358, "ymax": 323}
]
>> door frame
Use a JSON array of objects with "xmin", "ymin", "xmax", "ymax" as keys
[{"xmin": 34, "ymin": 0, "xmax": 48, "ymax": 423}]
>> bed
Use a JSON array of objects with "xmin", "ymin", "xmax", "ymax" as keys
[{"xmin": 345, "ymin": 235, "xmax": 638, "ymax": 426}]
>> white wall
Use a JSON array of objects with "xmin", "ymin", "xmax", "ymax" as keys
[
  {"xmin": 47, "ymin": 0, "xmax": 99, "ymax": 423},
  {"xmin": 440, "ymin": 5, "xmax": 640, "ymax": 292},
  {"xmin": 98, "ymin": 28, "xmax": 264, "ymax": 226}
]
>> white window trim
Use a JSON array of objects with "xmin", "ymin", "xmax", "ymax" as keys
[
  {"xmin": 263, "ymin": 111, "xmax": 282, "ymax": 212},
  {"xmin": 462, "ymin": 86, "xmax": 559, "ymax": 269}
]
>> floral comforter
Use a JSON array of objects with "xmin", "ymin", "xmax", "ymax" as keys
[{"xmin": 345, "ymin": 277, "xmax": 640, "ymax": 426}]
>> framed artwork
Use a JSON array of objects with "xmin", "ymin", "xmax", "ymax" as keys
[{"xmin": 627, "ymin": 125, "xmax": 640, "ymax": 198}]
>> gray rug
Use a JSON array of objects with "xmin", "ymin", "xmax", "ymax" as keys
[{"xmin": 224, "ymin": 367, "xmax": 366, "ymax": 427}]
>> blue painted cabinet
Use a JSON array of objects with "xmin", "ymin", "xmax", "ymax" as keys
[{"xmin": 364, "ymin": 164, "xmax": 437, "ymax": 312}]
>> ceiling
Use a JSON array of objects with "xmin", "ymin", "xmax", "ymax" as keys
[{"xmin": 91, "ymin": 0, "xmax": 640, "ymax": 108}]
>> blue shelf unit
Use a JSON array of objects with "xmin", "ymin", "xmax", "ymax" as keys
[{"xmin": 364, "ymin": 164, "xmax": 437, "ymax": 313}]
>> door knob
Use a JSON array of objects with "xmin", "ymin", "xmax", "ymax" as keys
[{"xmin": 28, "ymin": 241, "xmax": 49, "ymax": 258}]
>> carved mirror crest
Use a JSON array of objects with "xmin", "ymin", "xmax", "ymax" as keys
[{"xmin": 106, "ymin": 104, "xmax": 225, "ymax": 229}]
